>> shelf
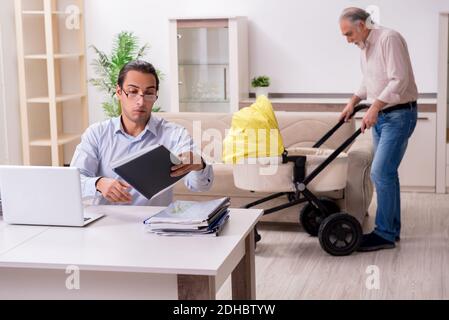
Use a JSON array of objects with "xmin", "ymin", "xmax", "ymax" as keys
[
  {"xmin": 24, "ymin": 53, "xmax": 84, "ymax": 60},
  {"xmin": 27, "ymin": 93, "xmax": 85, "ymax": 104},
  {"xmin": 51, "ymin": 11, "xmax": 82, "ymax": 15},
  {"xmin": 29, "ymin": 133, "xmax": 81, "ymax": 147},
  {"xmin": 22, "ymin": 11, "xmax": 83, "ymax": 15},
  {"xmin": 22, "ymin": 10, "xmax": 45, "ymax": 15},
  {"xmin": 16, "ymin": 0, "xmax": 89, "ymax": 166},
  {"xmin": 179, "ymin": 63, "xmax": 229, "ymax": 66},
  {"xmin": 180, "ymin": 99, "xmax": 229, "ymax": 103}
]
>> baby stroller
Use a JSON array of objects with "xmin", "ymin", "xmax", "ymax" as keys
[{"xmin": 232, "ymin": 104, "xmax": 370, "ymax": 256}]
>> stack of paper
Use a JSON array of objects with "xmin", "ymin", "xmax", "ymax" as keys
[{"xmin": 144, "ymin": 197, "xmax": 231, "ymax": 236}]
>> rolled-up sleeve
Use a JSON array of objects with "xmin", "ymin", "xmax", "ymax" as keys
[
  {"xmin": 355, "ymin": 57, "xmax": 367, "ymax": 100},
  {"xmin": 185, "ymin": 164, "xmax": 214, "ymax": 192},
  {"xmin": 70, "ymin": 126, "xmax": 102, "ymax": 198},
  {"xmin": 355, "ymin": 79, "xmax": 367, "ymax": 101},
  {"xmin": 377, "ymin": 35, "xmax": 409, "ymax": 104}
]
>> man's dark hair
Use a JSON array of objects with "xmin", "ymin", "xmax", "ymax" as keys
[{"xmin": 117, "ymin": 60, "xmax": 159, "ymax": 91}]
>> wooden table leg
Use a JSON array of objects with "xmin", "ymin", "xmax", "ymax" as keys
[
  {"xmin": 231, "ymin": 229, "xmax": 256, "ymax": 299},
  {"xmin": 177, "ymin": 274, "xmax": 216, "ymax": 300}
]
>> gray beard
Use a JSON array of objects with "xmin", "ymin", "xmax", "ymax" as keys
[{"xmin": 356, "ymin": 42, "xmax": 366, "ymax": 50}]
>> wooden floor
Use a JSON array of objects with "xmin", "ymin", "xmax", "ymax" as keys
[{"xmin": 217, "ymin": 192, "xmax": 449, "ymax": 299}]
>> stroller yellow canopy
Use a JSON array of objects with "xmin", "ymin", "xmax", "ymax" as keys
[{"xmin": 223, "ymin": 95, "xmax": 285, "ymax": 164}]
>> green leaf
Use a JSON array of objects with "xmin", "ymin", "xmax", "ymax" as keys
[
  {"xmin": 102, "ymin": 98, "xmax": 121, "ymax": 118},
  {"xmin": 89, "ymin": 31, "xmax": 163, "ymax": 118},
  {"xmin": 251, "ymin": 75, "xmax": 270, "ymax": 88},
  {"xmin": 152, "ymin": 105, "xmax": 163, "ymax": 112}
]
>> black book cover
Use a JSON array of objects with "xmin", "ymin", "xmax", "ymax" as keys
[{"xmin": 111, "ymin": 144, "xmax": 188, "ymax": 199}]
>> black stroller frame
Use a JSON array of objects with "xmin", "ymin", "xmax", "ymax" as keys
[{"xmin": 243, "ymin": 104, "xmax": 370, "ymax": 256}]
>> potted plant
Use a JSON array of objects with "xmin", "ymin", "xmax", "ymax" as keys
[
  {"xmin": 251, "ymin": 75, "xmax": 270, "ymax": 98},
  {"xmin": 90, "ymin": 31, "xmax": 164, "ymax": 118}
]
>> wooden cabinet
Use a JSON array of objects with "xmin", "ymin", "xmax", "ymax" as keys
[
  {"xmin": 437, "ymin": 13, "xmax": 449, "ymax": 193},
  {"xmin": 0, "ymin": 27, "xmax": 6, "ymax": 164},
  {"xmin": 446, "ymin": 145, "xmax": 449, "ymax": 188},
  {"xmin": 398, "ymin": 114, "xmax": 436, "ymax": 190},
  {"xmin": 169, "ymin": 17, "xmax": 248, "ymax": 113},
  {"xmin": 14, "ymin": 0, "xmax": 88, "ymax": 166},
  {"xmin": 355, "ymin": 113, "xmax": 436, "ymax": 192}
]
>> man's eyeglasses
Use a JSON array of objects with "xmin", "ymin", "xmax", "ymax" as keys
[{"xmin": 121, "ymin": 88, "xmax": 158, "ymax": 102}]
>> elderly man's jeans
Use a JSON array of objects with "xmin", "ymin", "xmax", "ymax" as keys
[{"xmin": 370, "ymin": 106, "xmax": 417, "ymax": 242}]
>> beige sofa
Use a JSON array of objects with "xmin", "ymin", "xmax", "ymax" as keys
[{"xmin": 157, "ymin": 112, "xmax": 374, "ymax": 225}]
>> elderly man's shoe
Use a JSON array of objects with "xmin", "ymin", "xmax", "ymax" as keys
[{"xmin": 357, "ymin": 232, "xmax": 395, "ymax": 252}]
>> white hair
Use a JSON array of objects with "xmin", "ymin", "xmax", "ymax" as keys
[{"xmin": 339, "ymin": 7, "xmax": 371, "ymax": 25}]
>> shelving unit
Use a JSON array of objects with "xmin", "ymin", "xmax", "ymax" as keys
[
  {"xmin": 14, "ymin": 0, "xmax": 88, "ymax": 166},
  {"xmin": 437, "ymin": 13, "xmax": 449, "ymax": 193},
  {"xmin": 169, "ymin": 17, "xmax": 248, "ymax": 113}
]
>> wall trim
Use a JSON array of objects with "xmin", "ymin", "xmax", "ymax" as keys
[
  {"xmin": 248, "ymin": 92, "xmax": 437, "ymax": 99},
  {"xmin": 401, "ymin": 186, "xmax": 436, "ymax": 193}
]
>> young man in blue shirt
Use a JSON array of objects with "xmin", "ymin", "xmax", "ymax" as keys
[{"xmin": 71, "ymin": 60, "xmax": 213, "ymax": 206}]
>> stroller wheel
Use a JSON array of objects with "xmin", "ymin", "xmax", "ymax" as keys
[
  {"xmin": 299, "ymin": 198, "xmax": 340, "ymax": 236},
  {"xmin": 318, "ymin": 213, "xmax": 362, "ymax": 256}
]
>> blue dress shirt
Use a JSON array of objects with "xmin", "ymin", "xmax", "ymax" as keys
[{"xmin": 70, "ymin": 115, "xmax": 213, "ymax": 206}]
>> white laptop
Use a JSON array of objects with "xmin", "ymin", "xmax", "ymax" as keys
[{"xmin": 0, "ymin": 166, "xmax": 104, "ymax": 227}]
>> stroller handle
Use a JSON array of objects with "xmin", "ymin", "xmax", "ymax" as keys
[
  {"xmin": 313, "ymin": 103, "xmax": 370, "ymax": 148},
  {"xmin": 352, "ymin": 103, "xmax": 371, "ymax": 117},
  {"xmin": 301, "ymin": 104, "xmax": 370, "ymax": 186}
]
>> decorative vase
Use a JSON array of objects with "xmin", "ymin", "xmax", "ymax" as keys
[{"xmin": 254, "ymin": 86, "xmax": 269, "ymax": 98}]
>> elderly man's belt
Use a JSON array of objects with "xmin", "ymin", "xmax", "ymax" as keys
[{"xmin": 379, "ymin": 101, "xmax": 417, "ymax": 114}]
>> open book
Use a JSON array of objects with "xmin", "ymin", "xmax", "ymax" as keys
[{"xmin": 111, "ymin": 144, "xmax": 187, "ymax": 200}]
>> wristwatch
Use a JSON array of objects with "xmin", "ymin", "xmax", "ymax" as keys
[
  {"xmin": 95, "ymin": 177, "xmax": 103, "ymax": 193},
  {"xmin": 201, "ymin": 157, "xmax": 207, "ymax": 170}
]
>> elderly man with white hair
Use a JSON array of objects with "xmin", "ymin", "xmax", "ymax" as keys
[{"xmin": 339, "ymin": 7, "xmax": 418, "ymax": 251}]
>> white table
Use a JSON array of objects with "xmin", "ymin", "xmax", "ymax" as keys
[{"xmin": 0, "ymin": 206, "xmax": 262, "ymax": 300}]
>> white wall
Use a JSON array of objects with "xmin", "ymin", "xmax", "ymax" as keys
[
  {"xmin": 1, "ymin": 0, "xmax": 448, "ymax": 163},
  {"xmin": 0, "ymin": 24, "xmax": 7, "ymax": 164},
  {"xmin": 0, "ymin": 0, "xmax": 22, "ymax": 165},
  {"xmin": 84, "ymin": 0, "xmax": 449, "ymax": 123}
]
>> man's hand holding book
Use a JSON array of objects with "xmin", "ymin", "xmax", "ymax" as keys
[{"xmin": 170, "ymin": 152, "xmax": 206, "ymax": 177}]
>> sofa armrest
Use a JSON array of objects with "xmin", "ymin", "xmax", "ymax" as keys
[{"xmin": 345, "ymin": 138, "xmax": 374, "ymax": 224}]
